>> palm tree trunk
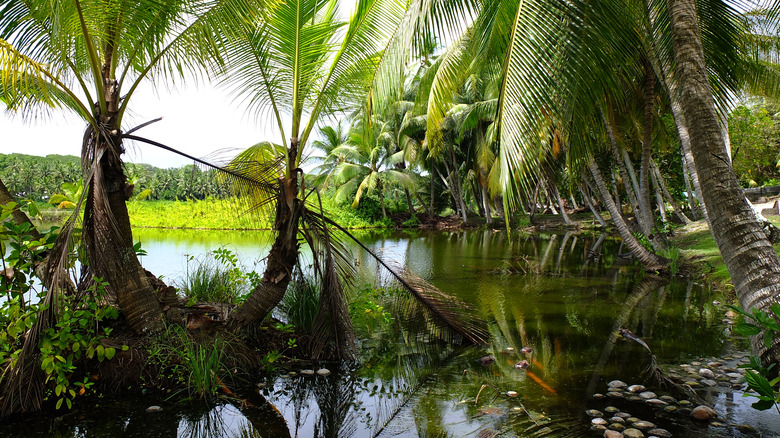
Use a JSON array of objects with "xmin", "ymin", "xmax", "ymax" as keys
[
  {"xmin": 682, "ymin": 153, "xmax": 700, "ymax": 220},
  {"xmin": 639, "ymin": 60, "xmax": 656, "ymax": 239},
  {"xmin": 481, "ymin": 185, "xmax": 492, "ymax": 225},
  {"xmin": 580, "ymin": 183, "xmax": 608, "ymax": 227},
  {"xmin": 404, "ymin": 188, "xmax": 414, "ymax": 215},
  {"xmin": 588, "ymin": 159, "xmax": 667, "ymax": 271},
  {"xmin": 650, "ymin": 168, "xmax": 667, "ymax": 224},
  {"xmin": 229, "ymin": 176, "xmax": 301, "ymax": 329},
  {"xmin": 603, "ymin": 108, "xmax": 641, "ymax": 224},
  {"xmin": 651, "ymin": 160, "xmax": 691, "ymax": 224},
  {"xmin": 668, "ymin": 0, "xmax": 780, "ymax": 364},
  {"xmin": 549, "ymin": 182, "xmax": 573, "ymax": 225}
]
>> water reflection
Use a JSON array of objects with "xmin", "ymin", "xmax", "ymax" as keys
[{"xmin": 0, "ymin": 230, "xmax": 744, "ymax": 437}]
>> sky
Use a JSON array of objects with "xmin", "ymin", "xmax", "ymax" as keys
[{"xmin": 0, "ymin": 79, "xmax": 278, "ymax": 169}]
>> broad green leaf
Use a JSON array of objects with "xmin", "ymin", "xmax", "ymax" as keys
[
  {"xmin": 734, "ymin": 322, "xmax": 762, "ymax": 336},
  {"xmin": 745, "ymin": 371, "xmax": 776, "ymax": 399}
]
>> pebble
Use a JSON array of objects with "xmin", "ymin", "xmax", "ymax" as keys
[
  {"xmin": 628, "ymin": 384, "xmax": 646, "ymax": 393},
  {"xmin": 725, "ymin": 310, "xmax": 737, "ymax": 318},
  {"xmin": 316, "ymin": 368, "xmax": 331, "ymax": 376},
  {"xmin": 726, "ymin": 372, "xmax": 742, "ymax": 379},
  {"xmin": 678, "ymin": 400, "xmax": 692, "ymax": 406},
  {"xmin": 301, "ymin": 369, "xmax": 315, "ymax": 375},
  {"xmin": 627, "ymin": 417, "xmax": 640, "ymax": 424},
  {"xmin": 594, "ymin": 393, "xmax": 606, "ymax": 399},
  {"xmin": 690, "ymin": 361, "xmax": 702, "ymax": 366},
  {"xmin": 145, "ymin": 406, "xmax": 162, "ymax": 413},
  {"xmin": 609, "ymin": 423, "xmax": 626, "ymax": 432},
  {"xmin": 699, "ymin": 368, "xmax": 715, "ymax": 378},
  {"xmin": 707, "ymin": 362, "xmax": 722, "ymax": 368},
  {"xmin": 609, "ymin": 416, "xmax": 626, "ymax": 425},
  {"xmin": 683, "ymin": 381, "xmax": 700, "ymax": 387},
  {"xmin": 603, "ymin": 430, "xmax": 622, "ymax": 438},
  {"xmin": 608, "ymin": 380, "xmax": 628, "ymax": 389},
  {"xmin": 645, "ymin": 399, "xmax": 668, "ymax": 406},
  {"xmin": 592, "ymin": 417, "xmax": 609, "ymax": 426},
  {"xmin": 607, "ymin": 392, "xmax": 624, "ymax": 399},
  {"xmin": 648, "ymin": 428, "xmax": 672, "ymax": 438},
  {"xmin": 663, "ymin": 406, "xmax": 678, "ymax": 413},
  {"xmin": 710, "ymin": 422, "xmax": 725, "ymax": 427},
  {"xmin": 626, "ymin": 395, "xmax": 643, "ymax": 402},
  {"xmin": 659, "ymin": 395, "xmax": 676, "ymax": 403},
  {"xmin": 615, "ymin": 412, "xmax": 632, "ymax": 419},
  {"xmin": 506, "ymin": 391, "xmax": 519, "ymax": 397},
  {"xmin": 586, "ymin": 409, "xmax": 604, "ymax": 417},
  {"xmin": 737, "ymin": 424, "xmax": 757, "ymax": 434},
  {"xmin": 289, "ymin": 371, "xmax": 297, "ymax": 376},
  {"xmin": 639, "ymin": 391, "xmax": 656, "ymax": 399},
  {"xmin": 633, "ymin": 421, "xmax": 655, "ymax": 430},
  {"xmin": 700, "ymin": 379, "xmax": 717, "ymax": 387},
  {"xmin": 691, "ymin": 405, "xmax": 717, "ymax": 421},
  {"xmin": 591, "ymin": 425, "xmax": 608, "ymax": 432},
  {"xmin": 605, "ymin": 406, "xmax": 620, "ymax": 414},
  {"xmin": 624, "ymin": 429, "xmax": 644, "ymax": 438}
]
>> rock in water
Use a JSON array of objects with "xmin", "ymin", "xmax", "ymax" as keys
[
  {"xmin": 301, "ymin": 369, "xmax": 315, "ymax": 376},
  {"xmin": 627, "ymin": 384, "xmax": 646, "ymax": 393},
  {"xmin": 623, "ymin": 428, "xmax": 645, "ymax": 438},
  {"xmin": 477, "ymin": 355, "xmax": 495, "ymax": 365},
  {"xmin": 699, "ymin": 368, "xmax": 715, "ymax": 378},
  {"xmin": 648, "ymin": 428, "xmax": 672, "ymax": 437},
  {"xmin": 604, "ymin": 430, "xmax": 623, "ymax": 438},
  {"xmin": 639, "ymin": 391, "xmax": 656, "ymax": 399},
  {"xmin": 691, "ymin": 405, "xmax": 717, "ymax": 421},
  {"xmin": 145, "ymin": 406, "xmax": 162, "ymax": 413},
  {"xmin": 316, "ymin": 368, "xmax": 331, "ymax": 376},
  {"xmin": 586, "ymin": 409, "xmax": 603, "ymax": 417},
  {"xmin": 608, "ymin": 380, "xmax": 628, "ymax": 389}
]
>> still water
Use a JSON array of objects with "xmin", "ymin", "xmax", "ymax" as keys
[{"xmin": 2, "ymin": 229, "xmax": 773, "ymax": 437}]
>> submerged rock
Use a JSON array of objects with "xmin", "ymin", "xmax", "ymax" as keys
[
  {"xmin": 690, "ymin": 405, "xmax": 717, "ymax": 421},
  {"xmin": 698, "ymin": 368, "xmax": 715, "ymax": 379},
  {"xmin": 609, "ymin": 423, "xmax": 626, "ymax": 432},
  {"xmin": 592, "ymin": 417, "xmax": 609, "ymax": 426},
  {"xmin": 607, "ymin": 391, "xmax": 624, "ymax": 399},
  {"xmin": 633, "ymin": 421, "xmax": 655, "ymax": 430},
  {"xmin": 623, "ymin": 428, "xmax": 644, "ymax": 438},
  {"xmin": 608, "ymin": 380, "xmax": 628, "ymax": 389},
  {"xmin": 603, "ymin": 430, "xmax": 623, "ymax": 438},
  {"xmin": 648, "ymin": 428, "xmax": 672, "ymax": 438},
  {"xmin": 605, "ymin": 406, "xmax": 620, "ymax": 414},
  {"xmin": 627, "ymin": 384, "xmax": 646, "ymax": 393},
  {"xmin": 316, "ymin": 368, "xmax": 331, "ymax": 376},
  {"xmin": 145, "ymin": 406, "xmax": 162, "ymax": 413},
  {"xmin": 609, "ymin": 416, "xmax": 626, "ymax": 425},
  {"xmin": 645, "ymin": 399, "xmax": 667, "ymax": 406},
  {"xmin": 586, "ymin": 409, "xmax": 604, "ymax": 417},
  {"xmin": 700, "ymin": 379, "xmax": 717, "ymax": 387},
  {"xmin": 639, "ymin": 391, "xmax": 656, "ymax": 399},
  {"xmin": 301, "ymin": 369, "xmax": 315, "ymax": 376},
  {"xmin": 506, "ymin": 391, "xmax": 519, "ymax": 398}
]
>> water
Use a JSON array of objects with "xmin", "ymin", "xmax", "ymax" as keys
[{"xmin": 2, "ymin": 229, "xmax": 777, "ymax": 437}]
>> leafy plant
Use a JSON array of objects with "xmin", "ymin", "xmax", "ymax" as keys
[
  {"xmin": 402, "ymin": 215, "xmax": 421, "ymax": 228},
  {"xmin": 179, "ymin": 247, "xmax": 259, "ymax": 304},
  {"xmin": 728, "ymin": 303, "xmax": 780, "ymax": 413}
]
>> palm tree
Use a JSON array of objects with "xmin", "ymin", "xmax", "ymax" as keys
[{"xmin": 0, "ymin": 0, "xmax": 264, "ymax": 334}]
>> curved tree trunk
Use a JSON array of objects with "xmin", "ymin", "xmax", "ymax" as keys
[
  {"xmin": 668, "ymin": 0, "xmax": 780, "ymax": 364},
  {"xmin": 603, "ymin": 108, "xmax": 641, "ymax": 227},
  {"xmin": 580, "ymin": 183, "xmax": 608, "ymax": 227},
  {"xmin": 652, "ymin": 160, "xmax": 691, "ymax": 225},
  {"xmin": 639, "ymin": 60, "xmax": 657, "ymax": 241},
  {"xmin": 228, "ymin": 176, "xmax": 301, "ymax": 329},
  {"xmin": 588, "ymin": 159, "xmax": 668, "ymax": 271}
]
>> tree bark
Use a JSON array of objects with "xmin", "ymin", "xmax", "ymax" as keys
[
  {"xmin": 651, "ymin": 160, "xmax": 691, "ymax": 225},
  {"xmin": 639, "ymin": 60, "xmax": 656, "ymax": 239},
  {"xmin": 588, "ymin": 159, "xmax": 668, "ymax": 271},
  {"xmin": 668, "ymin": 0, "xmax": 780, "ymax": 364},
  {"xmin": 228, "ymin": 176, "xmax": 301, "ymax": 329},
  {"xmin": 580, "ymin": 183, "xmax": 608, "ymax": 228},
  {"xmin": 603, "ymin": 108, "xmax": 641, "ymax": 226}
]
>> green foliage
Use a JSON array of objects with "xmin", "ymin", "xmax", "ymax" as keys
[
  {"xmin": 349, "ymin": 284, "xmax": 394, "ymax": 337},
  {"xmin": 279, "ymin": 277, "xmax": 320, "ymax": 333},
  {"xmin": 180, "ymin": 247, "xmax": 259, "ymax": 304},
  {"xmin": 40, "ymin": 279, "xmax": 125, "ymax": 410},
  {"xmin": 659, "ymin": 246, "xmax": 681, "ymax": 275},
  {"xmin": 144, "ymin": 324, "xmax": 230, "ymax": 398},
  {"xmin": 728, "ymin": 303, "xmax": 780, "ymax": 413},
  {"xmin": 402, "ymin": 214, "xmax": 421, "ymax": 228},
  {"xmin": 729, "ymin": 105, "xmax": 780, "ymax": 187}
]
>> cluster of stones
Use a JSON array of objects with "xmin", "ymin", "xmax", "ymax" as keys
[
  {"xmin": 593, "ymin": 380, "xmax": 694, "ymax": 416},
  {"xmin": 663, "ymin": 358, "xmax": 747, "ymax": 390},
  {"xmin": 586, "ymin": 405, "xmax": 672, "ymax": 438}
]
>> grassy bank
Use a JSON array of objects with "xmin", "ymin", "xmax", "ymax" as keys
[
  {"xmin": 126, "ymin": 197, "xmax": 391, "ymax": 229},
  {"xmin": 672, "ymin": 216, "xmax": 780, "ymax": 291}
]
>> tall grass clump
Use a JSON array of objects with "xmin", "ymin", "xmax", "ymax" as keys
[
  {"xmin": 277, "ymin": 273, "xmax": 321, "ymax": 333},
  {"xmin": 179, "ymin": 248, "xmax": 259, "ymax": 304}
]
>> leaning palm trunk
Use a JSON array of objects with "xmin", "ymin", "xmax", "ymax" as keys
[
  {"xmin": 228, "ymin": 177, "xmax": 301, "ymax": 330},
  {"xmin": 667, "ymin": 0, "xmax": 780, "ymax": 364},
  {"xmin": 639, "ymin": 61, "xmax": 657, "ymax": 241},
  {"xmin": 651, "ymin": 160, "xmax": 691, "ymax": 225},
  {"xmin": 588, "ymin": 159, "xmax": 668, "ymax": 271}
]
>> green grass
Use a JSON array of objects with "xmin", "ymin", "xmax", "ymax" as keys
[
  {"xmin": 126, "ymin": 196, "xmax": 391, "ymax": 230},
  {"xmin": 672, "ymin": 217, "xmax": 780, "ymax": 289}
]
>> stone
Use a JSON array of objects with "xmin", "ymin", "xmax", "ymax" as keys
[
  {"xmin": 690, "ymin": 405, "xmax": 717, "ymax": 421},
  {"xmin": 594, "ymin": 393, "xmax": 606, "ymax": 399},
  {"xmin": 615, "ymin": 412, "xmax": 632, "ymax": 419},
  {"xmin": 609, "ymin": 423, "xmax": 626, "ymax": 432},
  {"xmin": 623, "ymin": 429, "xmax": 644, "ymax": 438},
  {"xmin": 627, "ymin": 385, "xmax": 646, "ymax": 393},
  {"xmin": 737, "ymin": 424, "xmax": 757, "ymax": 434},
  {"xmin": 647, "ymin": 429, "xmax": 672, "ymax": 438},
  {"xmin": 288, "ymin": 371, "xmax": 297, "ymax": 376},
  {"xmin": 591, "ymin": 425, "xmax": 608, "ymax": 432},
  {"xmin": 663, "ymin": 406, "xmax": 678, "ymax": 413},
  {"xmin": 316, "ymin": 368, "xmax": 331, "ymax": 376},
  {"xmin": 639, "ymin": 391, "xmax": 656, "ymax": 399},
  {"xmin": 592, "ymin": 417, "xmax": 609, "ymax": 426},
  {"xmin": 626, "ymin": 417, "xmax": 640, "ymax": 424},
  {"xmin": 659, "ymin": 396, "xmax": 676, "ymax": 403},
  {"xmin": 677, "ymin": 400, "xmax": 692, "ymax": 406},
  {"xmin": 605, "ymin": 406, "xmax": 620, "ymax": 414},
  {"xmin": 726, "ymin": 372, "xmax": 742, "ymax": 379},
  {"xmin": 690, "ymin": 361, "xmax": 702, "ymax": 366},
  {"xmin": 626, "ymin": 395, "xmax": 643, "ymax": 402},
  {"xmin": 609, "ymin": 417, "xmax": 626, "ymax": 425},
  {"xmin": 603, "ymin": 430, "xmax": 623, "ymax": 438},
  {"xmin": 683, "ymin": 381, "xmax": 700, "ymax": 387},
  {"xmin": 586, "ymin": 409, "xmax": 604, "ymax": 417},
  {"xmin": 700, "ymin": 379, "xmax": 717, "ymax": 387},
  {"xmin": 608, "ymin": 380, "xmax": 628, "ymax": 389},
  {"xmin": 506, "ymin": 391, "xmax": 519, "ymax": 397},
  {"xmin": 607, "ymin": 391, "xmax": 624, "ymax": 398},
  {"xmin": 707, "ymin": 362, "xmax": 722, "ymax": 368},
  {"xmin": 698, "ymin": 368, "xmax": 715, "ymax": 378},
  {"xmin": 145, "ymin": 406, "xmax": 162, "ymax": 413},
  {"xmin": 645, "ymin": 399, "xmax": 668, "ymax": 406},
  {"xmin": 301, "ymin": 369, "xmax": 315, "ymax": 375},
  {"xmin": 633, "ymin": 421, "xmax": 655, "ymax": 430},
  {"xmin": 725, "ymin": 310, "xmax": 737, "ymax": 318},
  {"xmin": 710, "ymin": 422, "xmax": 725, "ymax": 427}
]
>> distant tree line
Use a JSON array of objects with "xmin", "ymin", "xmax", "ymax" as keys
[{"xmin": 0, "ymin": 154, "xmax": 231, "ymax": 202}]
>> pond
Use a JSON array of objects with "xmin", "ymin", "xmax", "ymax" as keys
[{"xmin": 2, "ymin": 229, "xmax": 777, "ymax": 437}]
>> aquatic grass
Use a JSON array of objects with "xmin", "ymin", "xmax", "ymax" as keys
[
  {"xmin": 278, "ymin": 275, "xmax": 320, "ymax": 333},
  {"xmin": 178, "ymin": 248, "xmax": 257, "ymax": 304}
]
